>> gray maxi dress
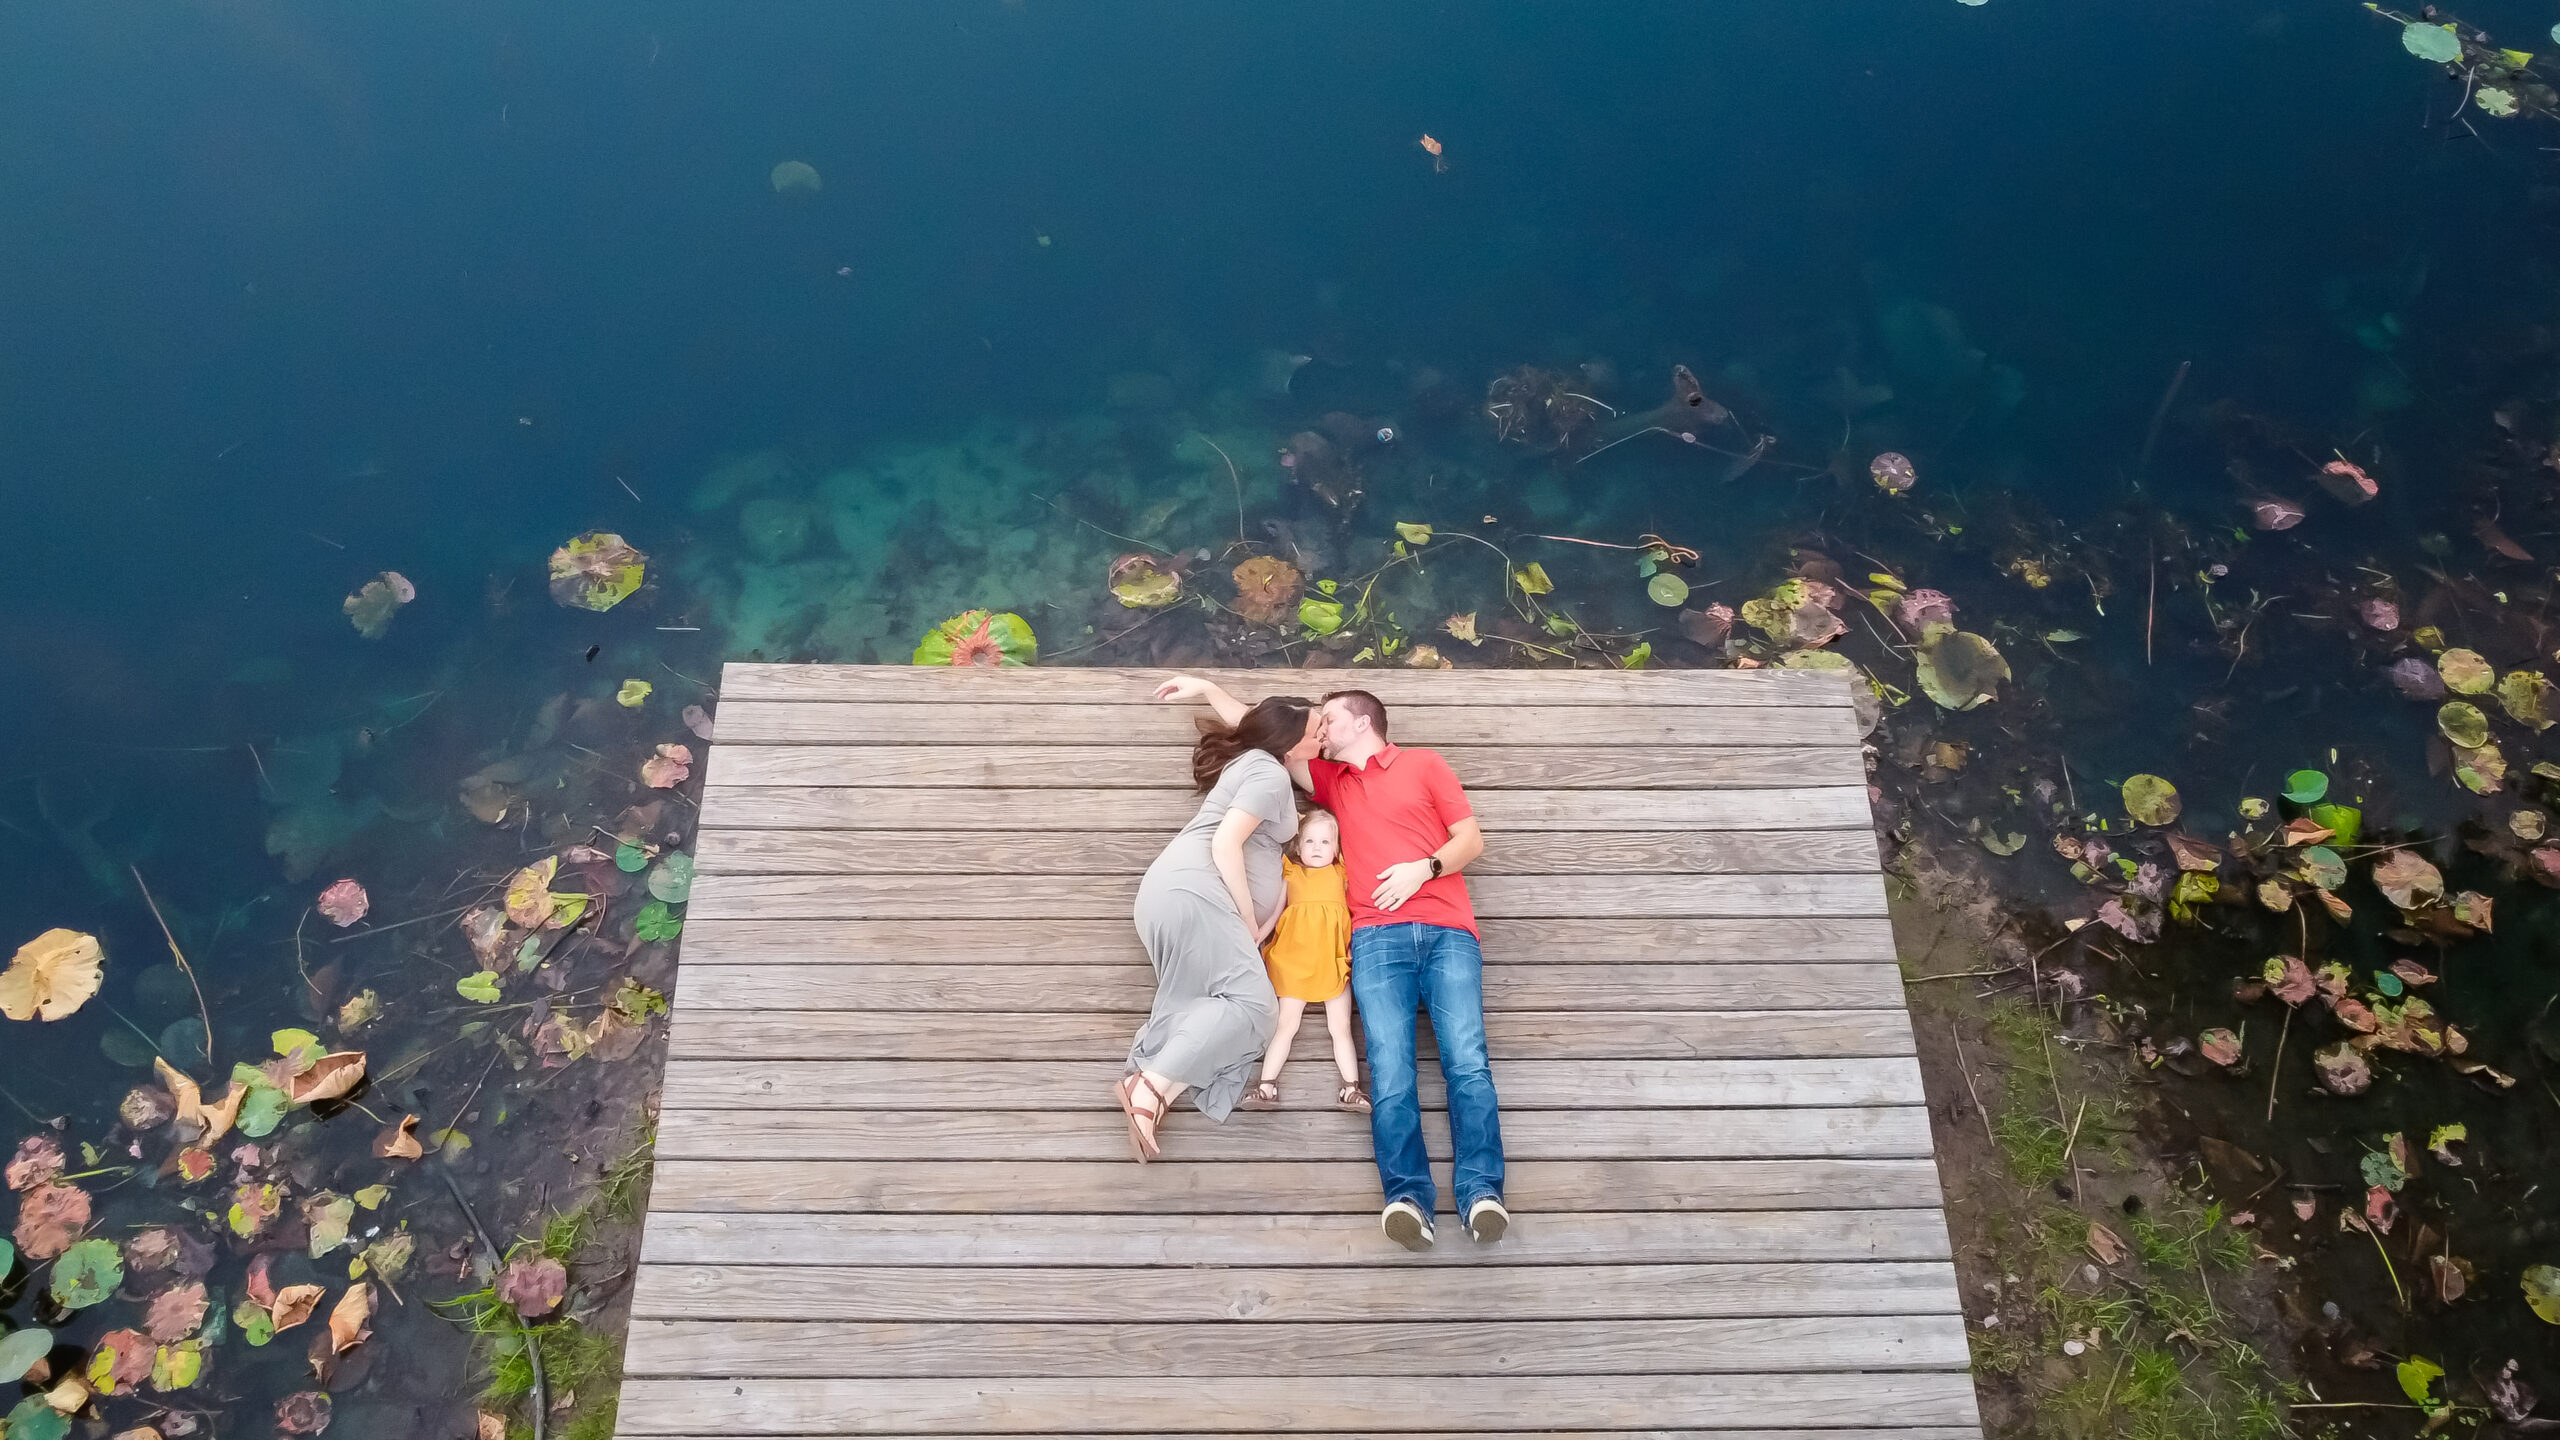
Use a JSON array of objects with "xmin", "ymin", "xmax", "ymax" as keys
[{"xmin": 1126, "ymin": 747, "xmax": 1294, "ymax": 1121}]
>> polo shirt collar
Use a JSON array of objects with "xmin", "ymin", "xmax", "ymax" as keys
[{"xmin": 1346, "ymin": 742, "xmax": 1402, "ymax": 772}]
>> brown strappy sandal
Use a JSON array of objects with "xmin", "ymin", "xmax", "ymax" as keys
[
  {"xmin": 1336, "ymin": 1082, "xmax": 1372, "ymax": 1114},
  {"xmin": 1114, "ymin": 1072, "xmax": 1171, "ymax": 1163},
  {"xmin": 1240, "ymin": 1080, "xmax": 1282, "ymax": 1110}
]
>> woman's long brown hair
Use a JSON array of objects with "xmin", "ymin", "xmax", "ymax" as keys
[{"xmin": 1192, "ymin": 696, "xmax": 1314, "ymax": 791}]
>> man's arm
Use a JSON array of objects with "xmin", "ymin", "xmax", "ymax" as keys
[
  {"xmin": 1372, "ymin": 817, "xmax": 1481, "ymax": 911},
  {"xmin": 1152, "ymin": 674, "xmax": 1248, "ymax": 726}
]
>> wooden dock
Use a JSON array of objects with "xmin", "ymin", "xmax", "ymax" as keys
[{"xmin": 616, "ymin": 663, "xmax": 1981, "ymax": 1439}]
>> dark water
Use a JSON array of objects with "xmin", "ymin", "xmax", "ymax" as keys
[{"xmin": 6, "ymin": 1, "xmax": 2560, "ymax": 1434}]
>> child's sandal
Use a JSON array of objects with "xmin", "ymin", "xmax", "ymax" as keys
[
  {"xmin": 1336, "ymin": 1083, "xmax": 1372, "ymax": 1114},
  {"xmin": 1240, "ymin": 1080, "xmax": 1282, "ymax": 1110}
]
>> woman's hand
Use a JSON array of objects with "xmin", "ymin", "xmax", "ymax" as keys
[{"xmin": 1211, "ymin": 806, "xmax": 1265, "ymax": 937}]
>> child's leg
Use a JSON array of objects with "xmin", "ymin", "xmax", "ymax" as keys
[
  {"xmin": 1258, "ymin": 997, "xmax": 1309, "ymax": 1083},
  {"xmin": 1323, "ymin": 991, "xmax": 1359, "ymax": 1085}
]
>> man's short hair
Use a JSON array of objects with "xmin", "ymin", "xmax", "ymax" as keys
[{"xmin": 1322, "ymin": 688, "xmax": 1388, "ymax": 740}]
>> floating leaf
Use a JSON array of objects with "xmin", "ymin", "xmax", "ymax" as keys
[
  {"xmin": 616, "ymin": 679, "xmax": 653, "ymax": 709},
  {"xmin": 2429, "ymin": 1123, "xmax": 2467, "ymax": 1166},
  {"xmin": 1298, "ymin": 598, "xmax": 1344, "ymax": 635},
  {"xmin": 2452, "ymin": 890, "xmax": 2494, "ymax": 932},
  {"xmin": 648, "ymin": 852, "xmax": 695, "ymax": 904},
  {"xmin": 2387, "ymin": 656, "xmax": 2447, "ymax": 700},
  {"xmin": 288, "ymin": 1051, "xmax": 364, "ymax": 1105},
  {"xmin": 49, "ymin": 1237, "xmax": 122, "ymax": 1309},
  {"xmin": 85, "ymin": 1329, "xmax": 151, "ymax": 1394},
  {"xmin": 2525, "ymin": 1264, "xmax": 2560, "ymax": 1324},
  {"xmin": 233, "ymin": 1298, "xmax": 275, "ymax": 1346},
  {"xmin": 911, "ymin": 609, "xmax": 1036, "ymax": 666},
  {"xmin": 148, "ymin": 1339, "xmax": 202, "ymax": 1392},
  {"xmin": 4, "ymin": 1397, "xmax": 69, "ymax": 1440},
  {"xmin": 2439, "ymin": 701, "xmax": 2490, "ymax": 749},
  {"xmin": 353, "ymin": 1184, "xmax": 389, "ymax": 1210},
  {"xmin": 314, "ymin": 879, "xmax": 368, "ymax": 928},
  {"xmin": 235, "ymin": 1084, "xmax": 287, "ymax": 1138},
  {"xmin": 2371, "ymin": 851, "xmax": 2444, "ymax": 910},
  {"xmin": 144, "ymin": 1281, "xmax": 208, "ymax": 1343},
  {"xmin": 1106, "ymin": 553, "xmax": 1183, "ymax": 610},
  {"xmin": 1394, "ymin": 521, "xmax": 1433, "ymax": 546},
  {"xmin": 0, "ymin": 929, "xmax": 104, "ymax": 1023},
  {"xmin": 682, "ymin": 703, "xmax": 716, "ymax": 741},
  {"xmin": 2281, "ymin": 769, "xmax": 2328, "ymax": 803},
  {"xmin": 634, "ymin": 900, "xmax": 683, "ymax": 942},
  {"xmin": 2317, "ymin": 459, "xmax": 2380, "ymax": 505},
  {"xmin": 505, "ymin": 858, "xmax": 563, "ymax": 927},
  {"xmin": 1513, "ymin": 563, "xmax": 1554, "ymax": 596},
  {"xmin": 341, "ymin": 572, "xmax": 414, "ymax": 639},
  {"xmin": 329, "ymin": 1282, "xmax": 373, "ymax": 1354},
  {"xmin": 548, "ymin": 532, "xmax": 647, "ymax": 612},
  {"xmin": 374, "ymin": 1115, "xmax": 424, "ymax": 1161},
  {"xmin": 497, "ymin": 1255, "xmax": 568, "ymax": 1318},
  {"xmin": 1679, "ymin": 604, "xmax": 1735, "ymax": 647},
  {"xmin": 456, "ymin": 971, "xmax": 501, "ymax": 1004},
  {"xmin": 2305, "ymin": 803, "xmax": 2362, "ymax": 849},
  {"xmin": 2313, "ymin": 1042, "xmax": 2372, "ymax": 1095},
  {"xmin": 1230, "ymin": 556, "xmax": 1303, "ymax": 627},
  {"xmin": 2438, "ymin": 649, "xmax": 2494, "ymax": 694},
  {"xmin": 770, "ymin": 159, "xmax": 821, "ymax": 192},
  {"xmin": 1979, "ymin": 830, "xmax": 2026, "ymax": 856},
  {"xmin": 2264, "ymin": 955, "xmax": 2317, "ymax": 1005},
  {"xmin": 2456, "ymin": 741, "xmax": 2506, "ymax": 794},
  {"xmin": 2498, "ymin": 670, "xmax": 2557, "ymax": 730},
  {"xmin": 2199, "ymin": 1028, "xmax": 2241, "ymax": 1066},
  {"xmin": 306, "ymin": 1194, "xmax": 355, "ymax": 1258},
  {"xmin": 641, "ymin": 742, "xmax": 694, "ymax": 788},
  {"xmin": 1646, "ymin": 572, "xmax": 1690, "ymax": 607},
  {"xmin": 2402, "ymin": 21, "xmax": 2463, "ymax": 62},
  {"xmin": 2477, "ymin": 85, "xmax": 2519, "ymax": 117},
  {"xmin": 615, "ymin": 842, "xmax": 649, "ymax": 872},
  {"xmin": 1870, "ymin": 452, "xmax": 1917, "ymax": 493},
  {"xmin": 1914, "ymin": 628, "xmax": 2009, "ymax": 711},
  {"xmin": 0, "ymin": 1328, "xmax": 52, "ymax": 1384},
  {"xmin": 2121, "ymin": 774, "xmax": 2182, "ymax": 827},
  {"xmin": 1442, "ymin": 612, "xmax": 1479, "ymax": 645},
  {"xmin": 2398, "ymin": 1355, "xmax": 2446, "ymax": 1411},
  {"xmin": 2361, "ymin": 1147, "xmax": 2407, "ymax": 1193}
]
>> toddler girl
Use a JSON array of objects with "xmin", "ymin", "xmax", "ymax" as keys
[{"xmin": 1242, "ymin": 807, "xmax": 1369, "ymax": 1113}]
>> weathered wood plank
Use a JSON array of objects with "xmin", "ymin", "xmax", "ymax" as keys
[
  {"xmin": 654, "ymin": 1106, "xmax": 1933, "ymax": 1163},
  {"xmin": 632, "ymin": 1209, "xmax": 1957, "ymax": 1267},
  {"xmin": 660, "ymin": 1057, "xmax": 1926, "ymax": 1111},
  {"xmin": 627, "ymin": 1433, "xmax": 1981, "ymax": 1440},
  {"xmin": 672, "ymin": 916, "xmax": 1901, "ymax": 966},
  {"xmin": 621, "ymin": 1313, "xmax": 1969, "ymax": 1377},
  {"xmin": 704, "ymin": 743, "xmax": 1866, "ymax": 790},
  {"xmin": 685, "ymin": 872, "xmax": 1891, "ymax": 921},
  {"xmin": 694, "ymin": 827, "xmax": 1882, "ymax": 877},
  {"xmin": 716, "ymin": 663, "xmax": 1857, "ymax": 708},
  {"xmin": 667, "ymin": 1008, "xmax": 1919, "ymax": 1061},
  {"xmin": 714, "ymin": 700, "xmax": 1863, "ymax": 748},
  {"xmin": 698, "ymin": 784, "xmax": 1875, "ymax": 832},
  {"xmin": 669, "ymin": 963, "xmax": 1909, "ymax": 1015},
  {"xmin": 631, "ymin": 1261, "xmax": 1963, "ymax": 1323},
  {"xmin": 612, "ymin": 1371, "xmax": 1981, "ymax": 1432},
  {"xmin": 645, "ymin": 1158, "xmax": 1949, "ymax": 1213}
]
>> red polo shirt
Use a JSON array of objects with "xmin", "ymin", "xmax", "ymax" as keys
[{"xmin": 1307, "ymin": 744, "xmax": 1479, "ymax": 935}]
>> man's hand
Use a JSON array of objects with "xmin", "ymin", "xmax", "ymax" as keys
[{"xmin": 1372, "ymin": 858, "xmax": 1437, "ymax": 912}]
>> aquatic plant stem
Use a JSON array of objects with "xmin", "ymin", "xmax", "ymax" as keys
[
  {"xmin": 2135, "ymin": 359, "xmax": 2189, "ymax": 481},
  {"xmin": 130, "ymin": 865, "xmax": 213, "ymax": 1065},
  {"xmin": 327, "ymin": 900, "xmax": 481, "ymax": 945},
  {"xmin": 1196, "ymin": 434, "xmax": 1248, "ymax": 551},
  {"xmin": 1949, "ymin": 1022, "xmax": 1997, "ymax": 1148},
  {"xmin": 2265, "ymin": 1006, "xmax": 2291, "ymax": 1123},
  {"xmin": 2145, "ymin": 552, "xmax": 2156, "ymax": 666},
  {"xmin": 440, "ymin": 1168, "xmax": 547, "ymax": 1440}
]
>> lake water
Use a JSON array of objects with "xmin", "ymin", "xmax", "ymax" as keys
[{"xmin": 6, "ymin": 2, "xmax": 2560, "ymax": 1435}]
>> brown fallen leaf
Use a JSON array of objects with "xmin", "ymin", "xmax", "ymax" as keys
[
  {"xmin": 2430, "ymin": 1253, "xmax": 2467, "ymax": 1304},
  {"xmin": 151, "ymin": 1057, "xmax": 204, "ymax": 1136},
  {"xmin": 2477, "ymin": 515, "xmax": 2535, "ymax": 562},
  {"xmin": 477, "ymin": 1414, "xmax": 507, "ymax": 1440},
  {"xmin": 2087, "ymin": 1222, "xmax": 2128, "ymax": 1266},
  {"xmin": 2279, "ymin": 817, "xmax": 2334, "ymax": 847},
  {"xmin": 7, "ymin": 1135, "xmax": 64, "ymax": 1191},
  {"xmin": 275, "ymin": 1390, "xmax": 332, "ymax": 1436},
  {"xmin": 328, "ymin": 1282, "xmax": 373, "ymax": 1354},
  {"xmin": 288, "ymin": 1052, "xmax": 366, "ymax": 1106},
  {"xmin": 497, "ymin": 1254, "xmax": 568, "ymax": 1319},
  {"xmin": 2292, "ymin": 1193, "xmax": 2317, "ymax": 1221},
  {"xmin": 2165, "ymin": 833, "xmax": 2222, "ymax": 872},
  {"xmin": 0, "ymin": 928, "xmax": 106, "ymax": 1022},
  {"xmin": 12, "ymin": 1180, "xmax": 92, "ymax": 1258},
  {"xmin": 89, "ymin": 1329, "xmax": 153, "ymax": 1392},
  {"xmin": 374, "ymin": 1115, "xmax": 424, "ymax": 1161},
  {"xmin": 1442, "ymin": 612, "xmax": 1479, "ymax": 645},
  {"xmin": 198, "ymin": 1081, "xmax": 246, "ymax": 1147},
  {"xmin": 2198, "ymin": 1028, "xmax": 2242, "ymax": 1066},
  {"xmin": 144, "ymin": 1281, "xmax": 209, "ymax": 1343},
  {"xmin": 269, "ymin": 1283, "xmax": 325, "ymax": 1334}
]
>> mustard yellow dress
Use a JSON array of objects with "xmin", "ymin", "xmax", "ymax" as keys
[{"xmin": 1263, "ymin": 858, "xmax": 1353, "ymax": 1002}]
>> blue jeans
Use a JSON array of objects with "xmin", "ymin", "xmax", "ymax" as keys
[{"xmin": 1349, "ymin": 922, "xmax": 1504, "ymax": 1216}]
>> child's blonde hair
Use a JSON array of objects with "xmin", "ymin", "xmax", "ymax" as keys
[{"xmin": 1287, "ymin": 805, "xmax": 1340, "ymax": 863}]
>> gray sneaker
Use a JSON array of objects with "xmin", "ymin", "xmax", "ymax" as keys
[
  {"xmin": 1466, "ymin": 1196, "xmax": 1510, "ymax": 1244},
  {"xmin": 1381, "ymin": 1198, "xmax": 1435, "ymax": 1252}
]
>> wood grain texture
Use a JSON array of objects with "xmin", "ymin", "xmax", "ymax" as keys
[
  {"xmin": 705, "ymin": 743, "xmax": 1867, "ymax": 790},
  {"xmin": 698, "ymin": 784, "xmax": 1875, "ymax": 832},
  {"xmin": 612, "ymin": 1372, "xmax": 1980, "ymax": 1432},
  {"xmin": 693, "ymin": 826, "xmax": 1882, "ymax": 876},
  {"xmin": 668, "ymin": 963, "xmax": 1910, "ymax": 1014},
  {"xmin": 715, "ymin": 663, "xmax": 1857, "ymax": 707},
  {"xmin": 654, "ymin": 1106, "xmax": 1934, "ymax": 1163},
  {"xmin": 645, "ymin": 1158, "xmax": 1950, "ymax": 1214},
  {"xmin": 621, "ymin": 1313, "xmax": 1970, "ymax": 1377},
  {"xmin": 671, "ymin": 915, "xmax": 1901, "ymax": 966},
  {"xmin": 625, "ymin": 1433, "xmax": 1982, "ymax": 1440},
  {"xmin": 684, "ymin": 871, "xmax": 1891, "ymax": 921},
  {"xmin": 714, "ymin": 700, "xmax": 1863, "ymax": 747},
  {"xmin": 659, "ymin": 1057, "xmax": 1926, "ymax": 1111},
  {"xmin": 667, "ymin": 1008, "xmax": 1918, "ymax": 1061},
  {"xmin": 631, "ymin": 1261, "xmax": 1964, "ymax": 1322},
  {"xmin": 632, "ymin": 1209, "xmax": 1956, "ymax": 1267}
]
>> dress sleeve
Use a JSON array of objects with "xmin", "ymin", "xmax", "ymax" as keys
[
  {"xmin": 1418, "ymin": 750, "xmax": 1475, "ymax": 824},
  {"xmin": 1232, "ymin": 752, "xmax": 1300, "ymax": 828}
]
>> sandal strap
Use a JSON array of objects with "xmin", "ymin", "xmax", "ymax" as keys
[{"xmin": 1127, "ymin": 1072, "xmax": 1174, "ymax": 1118}]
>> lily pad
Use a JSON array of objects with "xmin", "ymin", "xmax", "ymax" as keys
[
  {"xmin": 0, "ymin": 1327, "xmax": 50, "ymax": 1384},
  {"xmin": 2439, "ymin": 701, "xmax": 2490, "ymax": 749},
  {"xmin": 2297, "ymin": 845, "xmax": 2347, "ymax": 890},
  {"xmin": 615, "ymin": 842, "xmax": 648, "ymax": 872},
  {"xmin": 634, "ymin": 899, "xmax": 684, "ymax": 942},
  {"xmin": 548, "ymin": 531, "xmax": 647, "ymax": 612},
  {"xmin": 616, "ymin": 678, "xmax": 653, "ymax": 708},
  {"xmin": 2122, "ymin": 774, "xmax": 2182, "ymax": 827},
  {"xmin": 0, "ymin": 928, "xmax": 103, "ymax": 1023},
  {"xmin": 342, "ymin": 571, "xmax": 415, "ymax": 639},
  {"xmin": 2439, "ymin": 649, "xmax": 2493, "ymax": 694},
  {"xmin": 1914, "ymin": 628, "xmax": 2009, "ymax": 711},
  {"xmin": 456, "ymin": 972, "xmax": 501, "ymax": 1004},
  {"xmin": 770, "ymin": 159, "xmax": 821, "ymax": 193},
  {"xmin": 1106, "ymin": 553, "xmax": 1183, "ymax": 610},
  {"xmin": 2372, "ymin": 851, "xmax": 2444, "ymax": 910},
  {"xmin": 1298, "ymin": 598, "xmax": 1344, "ymax": 635},
  {"xmin": 49, "ymin": 1236, "xmax": 122, "ymax": 1309},
  {"xmin": 2403, "ymin": 21, "xmax": 2463, "ymax": 63},
  {"xmin": 1646, "ymin": 572, "xmax": 1690, "ymax": 607},
  {"xmin": 2497, "ymin": 670, "xmax": 2557, "ymax": 730},
  {"xmin": 1513, "ymin": 563, "xmax": 1554, "ymax": 596},
  {"xmin": 2281, "ymin": 769, "xmax": 2328, "ymax": 804},
  {"xmin": 5, "ymin": 1397, "xmax": 69, "ymax": 1440},
  {"xmin": 913, "ymin": 609, "xmax": 1036, "ymax": 667},
  {"xmin": 2525, "ymin": 1263, "xmax": 2560, "ymax": 1323},
  {"xmin": 648, "ymin": 853, "xmax": 695, "ymax": 904},
  {"xmin": 2477, "ymin": 85, "xmax": 2519, "ymax": 118},
  {"xmin": 2305, "ymin": 802, "xmax": 2363, "ymax": 849},
  {"xmin": 1230, "ymin": 555, "xmax": 1303, "ymax": 627}
]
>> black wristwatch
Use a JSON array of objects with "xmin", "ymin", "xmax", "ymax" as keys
[{"xmin": 1426, "ymin": 856, "xmax": 1444, "ymax": 878}]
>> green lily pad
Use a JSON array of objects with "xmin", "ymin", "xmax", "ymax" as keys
[
  {"xmin": 548, "ymin": 531, "xmax": 647, "ymax": 612},
  {"xmin": 2438, "ymin": 649, "xmax": 2493, "ymax": 694},
  {"xmin": 2478, "ymin": 85, "xmax": 2519, "ymax": 117},
  {"xmin": 2298, "ymin": 845, "xmax": 2348, "ymax": 890},
  {"xmin": 2525, "ymin": 1263, "xmax": 2560, "ymax": 1323},
  {"xmin": 2439, "ymin": 701, "xmax": 2490, "ymax": 749},
  {"xmin": 911, "ymin": 609, "xmax": 1037, "ymax": 667},
  {"xmin": 236, "ymin": 1084, "xmax": 288, "ymax": 1139},
  {"xmin": 0, "ymin": 1238, "xmax": 12, "ymax": 1275},
  {"xmin": 457, "ymin": 971, "xmax": 502, "ymax": 1004},
  {"xmin": 2374, "ymin": 969, "xmax": 2404, "ymax": 998},
  {"xmin": 2306, "ymin": 802, "xmax": 2363, "ymax": 849},
  {"xmin": 2281, "ymin": 769, "xmax": 2328, "ymax": 803},
  {"xmin": 5, "ymin": 1397, "xmax": 69, "ymax": 1440},
  {"xmin": 49, "ymin": 1237, "xmax": 122, "ymax": 1310},
  {"xmin": 615, "ymin": 843, "xmax": 648, "ymax": 873},
  {"xmin": 2403, "ymin": 21, "xmax": 2462, "ymax": 63},
  {"xmin": 0, "ymin": 1328, "xmax": 51, "ymax": 1384},
  {"xmin": 2397, "ymin": 1355, "xmax": 2445, "ymax": 1410},
  {"xmin": 649, "ymin": 853, "xmax": 696, "ymax": 904},
  {"xmin": 1646, "ymin": 573, "xmax": 1690, "ymax": 607},
  {"xmin": 2122, "ymin": 774, "xmax": 2182, "ymax": 827},
  {"xmin": 1298, "ymin": 598, "xmax": 1344, "ymax": 636},
  {"xmin": 1914, "ymin": 628, "xmax": 2009, "ymax": 711},
  {"xmin": 2497, "ymin": 669, "xmax": 2556, "ymax": 730},
  {"xmin": 1980, "ymin": 830, "xmax": 2026, "ymax": 856},
  {"xmin": 635, "ymin": 900, "xmax": 684, "ymax": 943}
]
